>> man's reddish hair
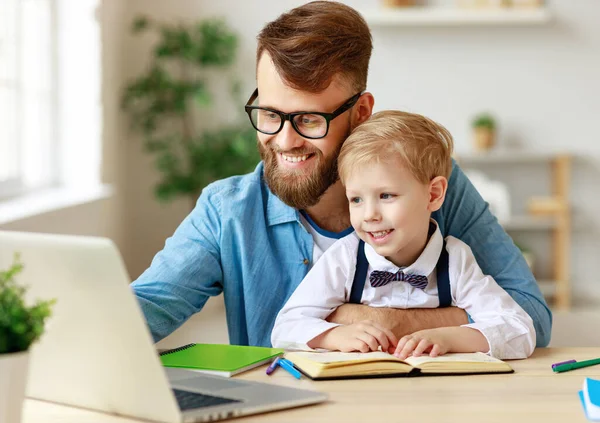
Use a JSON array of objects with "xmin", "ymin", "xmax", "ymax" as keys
[{"xmin": 257, "ymin": 1, "xmax": 372, "ymax": 93}]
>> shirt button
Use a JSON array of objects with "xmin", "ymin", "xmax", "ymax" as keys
[{"xmin": 303, "ymin": 259, "xmax": 310, "ymax": 265}]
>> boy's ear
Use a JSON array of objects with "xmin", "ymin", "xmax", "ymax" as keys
[{"xmin": 427, "ymin": 176, "xmax": 448, "ymax": 212}]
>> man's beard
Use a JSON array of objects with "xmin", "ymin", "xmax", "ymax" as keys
[{"xmin": 258, "ymin": 130, "xmax": 349, "ymax": 210}]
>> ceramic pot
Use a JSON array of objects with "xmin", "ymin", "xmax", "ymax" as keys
[
  {"xmin": 473, "ymin": 127, "xmax": 495, "ymax": 151},
  {"xmin": 0, "ymin": 351, "xmax": 30, "ymax": 423},
  {"xmin": 383, "ymin": 0, "xmax": 416, "ymax": 7}
]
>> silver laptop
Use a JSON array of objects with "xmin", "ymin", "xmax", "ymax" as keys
[{"xmin": 0, "ymin": 230, "xmax": 327, "ymax": 422}]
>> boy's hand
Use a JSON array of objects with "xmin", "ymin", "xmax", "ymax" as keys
[
  {"xmin": 309, "ymin": 320, "xmax": 398, "ymax": 353},
  {"xmin": 394, "ymin": 328, "xmax": 452, "ymax": 360}
]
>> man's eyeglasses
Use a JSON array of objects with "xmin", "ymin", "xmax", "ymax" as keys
[{"xmin": 244, "ymin": 88, "xmax": 363, "ymax": 140}]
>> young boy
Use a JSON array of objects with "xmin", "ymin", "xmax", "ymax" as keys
[{"xmin": 271, "ymin": 111, "xmax": 536, "ymax": 360}]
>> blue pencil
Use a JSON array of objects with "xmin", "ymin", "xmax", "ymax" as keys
[{"xmin": 278, "ymin": 358, "xmax": 302, "ymax": 379}]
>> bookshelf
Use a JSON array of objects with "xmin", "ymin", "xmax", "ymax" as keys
[{"xmin": 457, "ymin": 152, "xmax": 572, "ymax": 310}]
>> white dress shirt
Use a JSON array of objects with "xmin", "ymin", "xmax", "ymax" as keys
[{"xmin": 271, "ymin": 221, "xmax": 536, "ymax": 359}]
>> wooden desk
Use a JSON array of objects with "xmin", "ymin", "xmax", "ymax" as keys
[{"xmin": 24, "ymin": 348, "xmax": 600, "ymax": 423}]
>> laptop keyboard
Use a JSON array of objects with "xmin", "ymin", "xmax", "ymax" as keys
[{"xmin": 173, "ymin": 388, "xmax": 242, "ymax": 411}]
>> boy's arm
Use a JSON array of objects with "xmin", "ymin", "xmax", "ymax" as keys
[
  {"xmin": 448, "ymin": 237, "xmax": 536, "ymax": 359},
  {"xmin": 328, "ymin": 161, "xmax": 552, "ymax": 346},
  {"xmin": 270, "ymin": 240, "xmax": 352, "ymax": 350},
  {"xmin": 131, "ymin": 189, "xmax": 225, "ymax": 343}
]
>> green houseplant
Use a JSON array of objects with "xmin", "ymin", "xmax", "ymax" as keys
[
  {"xmin": 0, "ymin": 254, "xmax": 54, "ymax": 423},
  {"xmin": 472, "ymin": 113, "xmax": 497, "ymax": 152},
  {"xmin": 122, "ymin": 16, "xmax": 260, "ymax": 207}
]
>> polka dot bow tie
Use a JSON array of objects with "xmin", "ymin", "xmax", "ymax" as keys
[{"xmin": 369, "ymin": 270, "xmax": 429, "ymax": 290}]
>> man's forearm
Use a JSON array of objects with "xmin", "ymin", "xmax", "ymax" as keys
[{"xmin": 326, "ymin": 304, "xmax": 469, "ymax": 339}]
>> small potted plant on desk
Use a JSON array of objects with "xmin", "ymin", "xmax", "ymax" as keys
[
  {"xmin": 472, "ymin": 113, "xmax": 497, "ymax": 152},
  {"xmin": 0, "ymin": 255, "xmax": 54, "ymax": 423}
]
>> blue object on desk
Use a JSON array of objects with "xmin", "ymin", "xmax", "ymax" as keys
[
  {"xmin": 278, "ymin": 358, "xmax": 302, "ymax": 379},
  {"xmin": 579, "ymin": 378, "xmax": 600, "ymax": 421}
]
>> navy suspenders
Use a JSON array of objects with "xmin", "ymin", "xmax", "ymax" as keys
[
  {"xmin": 436, "ymin": 240, "xmax": 452, "ymax": 308},
  {"xmin": 349, "ymin": 240, "xmax": 369, "ymax": 304},
  {"xmin": 349, "ymin": 239, "xmax": 452, "ymax": 308}
]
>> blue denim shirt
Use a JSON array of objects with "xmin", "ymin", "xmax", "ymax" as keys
[{"xmin": 131, "ymin": 161, "xmax": 552, "ymax": 347}]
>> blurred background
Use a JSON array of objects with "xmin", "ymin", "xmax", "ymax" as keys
[{"xmin": 1, "ymin": 0, "xmax": 599, "ymax": 347}]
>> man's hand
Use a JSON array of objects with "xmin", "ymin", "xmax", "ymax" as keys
[
  {"xmin": 393, "ymin": 327, "xmax": 489, "ymax": 360},
  {"xmin": 307, "ymin": 320, "xmax": 398, "ymax": 353},
  {"xmin": 327, "ymin": 303, "xmax": 469, "ymax": 339}
]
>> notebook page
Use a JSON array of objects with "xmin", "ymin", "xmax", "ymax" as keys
[
  {"xmin": 289, "ymin": 351, "xmax": 399, "ymax": 364},
  {"xmin": 405, "ymin": 352, "xmax": 502, "ymax": 367}
]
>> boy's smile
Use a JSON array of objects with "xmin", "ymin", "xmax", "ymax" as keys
[
  {"xmin": 367, "ymin": 229, "xmax": 395, "ymax": 244},
  {"xmin": 345, "ymin": 159, "xmax": 434, "ymax": 267}
]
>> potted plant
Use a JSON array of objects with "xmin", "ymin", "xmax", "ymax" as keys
[
  {"xmin": 472, "ymin": 113, "xmax": 497, "ymax": 152},
  {"xmin": 122, "ymin": 16, "xmax": 260, "ymax": 209},
  {"xmin": 0, "ymin": 255, "xmax": 54, "ymax": 423}
]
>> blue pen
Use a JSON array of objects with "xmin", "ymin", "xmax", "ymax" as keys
[
  {"xmin": 278, "ymin": 358, "xmax": 302, "ymax": 379},
  {"xmin": 265, "ymin": 357, "xmax": 281, "ymax": 375}
]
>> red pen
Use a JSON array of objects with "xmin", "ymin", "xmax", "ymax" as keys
[{"xmin": 266, "ymin": 357, "xmax": 281, "ymax": 375}]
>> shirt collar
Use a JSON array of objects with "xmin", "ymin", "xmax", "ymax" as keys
[
  {"xmin": 259, "ymin": 162, "xmax": 302, "ymax": 227},
  {"xmin": 364, "ymin": 219, "xmax": 443, "ymax": 277}
]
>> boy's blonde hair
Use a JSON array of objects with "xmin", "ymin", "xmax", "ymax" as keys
[{"xmin": 338, "ymin": 110, "xmax": 454, "ymax": 185}]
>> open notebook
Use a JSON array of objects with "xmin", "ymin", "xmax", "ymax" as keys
[
  {"xmin": 159, "ymin": 344, "xmax": 283, "ymax": 377},
  {"xmin": 285, "ymin": 351, "xmax": 514, "ymax": 380}
]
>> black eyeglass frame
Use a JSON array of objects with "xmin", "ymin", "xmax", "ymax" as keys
[{"xmin": 244, "ymin": 88, "xmax": 363, "ymax": 140}]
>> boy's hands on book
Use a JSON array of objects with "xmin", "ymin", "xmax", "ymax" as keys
[
  {"xmin": 393, "ymin": 327, "xmax": 490, "ymax": 360},
  {"xmin": 308, "ymin": 320, "xmax": 398, "ymax": 353},
  {"xmin": 393, "ymin": 328, "xmax": 452, "ymax": 360}
]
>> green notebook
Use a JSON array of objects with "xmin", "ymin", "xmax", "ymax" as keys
[{"xmin": 159, "ymin": 343, "xmax": 284, "ymax": 377}]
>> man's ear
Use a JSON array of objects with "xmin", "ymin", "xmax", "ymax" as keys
[
  {"xmin": 428, "ymin": 176, "xmax": 448, "ymax": 212},
  {"xmin": 352, "ymin": 92, "xmax": 374, "ymax": 127}
]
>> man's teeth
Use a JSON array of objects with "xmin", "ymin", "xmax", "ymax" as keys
[
  {"xmin": 370, "ymin": 230, "xmax": 391, "ymax": 238},
  {"xmin": 282, "ymin": 154, "xmax": 309, "ymax": 163}
]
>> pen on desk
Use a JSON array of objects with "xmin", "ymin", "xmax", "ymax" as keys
[
  {"xmin": 551, "ymin": 359, "xmax": 576, "ymax": 370},
  {"xmin": 553, "ymin": 357, "xmax": 600, "ymax": 373},
  {"xmin": 265, "ymin": 357, "xmax": 281, "ymax": 375},
  {"xmin": 278, "ymin": 358, "xmax": 302, "ymax": 379}
]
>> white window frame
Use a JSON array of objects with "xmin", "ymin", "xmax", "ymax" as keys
[
  {"xmin": 0, "ymin": 0, "xmax": 107, "ymax": 224},
  {"xmin": 0, "ymin": 0, "xmax": 59, "ymax": 200}
]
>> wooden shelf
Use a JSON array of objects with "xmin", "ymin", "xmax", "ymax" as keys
[
  {"xmin": 500, "ymin": 215, "xmax": 557, "ymax": 231},
  {"xmin": 456, "ymin": 151, "xmax": 566, "ymax": 165},
  {"xmin": 460, "ymin": 153, "xmax": 572, "ymax": 310},
  {"xmin": 361, "ymin": 7, "xmax": 553, "ymax": 27},
  {"xmin": 537, "ymin": 279, "xmax": 557, "ymax": 300}
]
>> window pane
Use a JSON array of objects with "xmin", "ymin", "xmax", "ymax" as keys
[
  {"xmin": 0, "ymin": 0, "xmax": 19, "ymax": 185},
  {"xmin": 0, "ymin": 0, "xmax": 18, "ymax": 82},
  {"xmin": 0, "ymin": 87, "xmax": 19, "ymax": 183},
  {"xmin": 21, "ymin": 0, "xmax": 54, "ymax": 188}
]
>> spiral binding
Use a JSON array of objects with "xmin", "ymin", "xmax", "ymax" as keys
[{"xmin": 159, "ymin": 343, "xmax": 196, "ymax": 356}]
